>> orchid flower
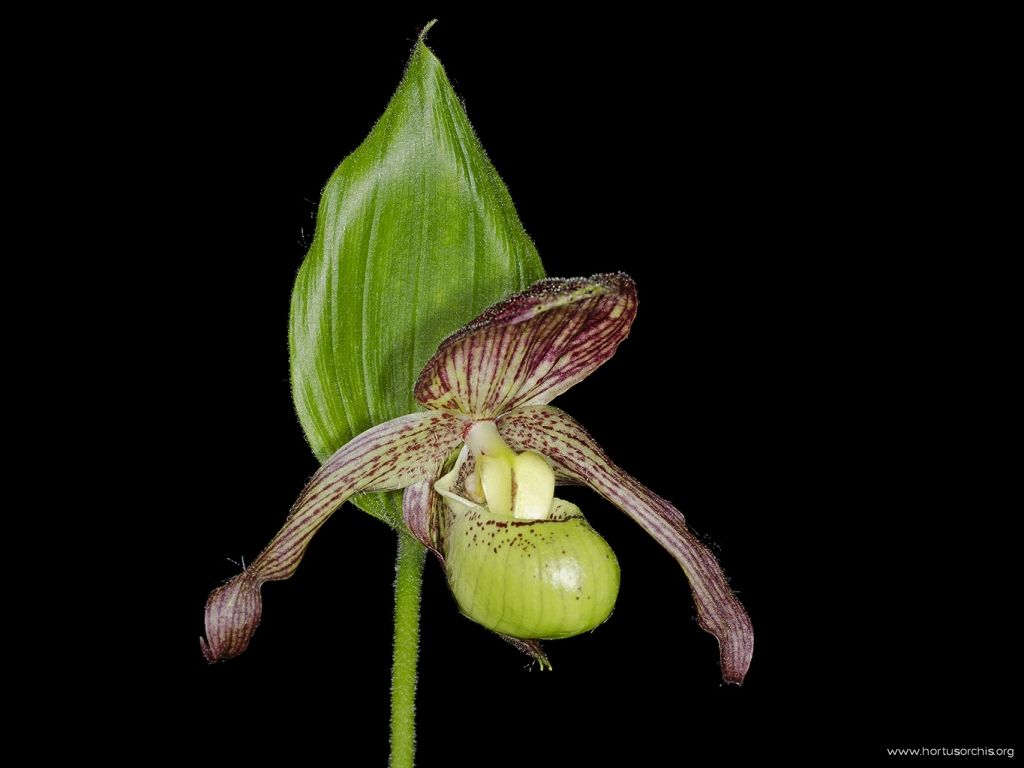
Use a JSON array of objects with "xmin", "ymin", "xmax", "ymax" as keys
[{"xmin": 201, "ymin": 272, "xmax": 753, "ymax": 684}]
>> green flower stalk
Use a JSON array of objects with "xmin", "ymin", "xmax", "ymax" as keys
[{"xmin": 201, "ymin": 273, "xmax": 753, "ymax": 684}]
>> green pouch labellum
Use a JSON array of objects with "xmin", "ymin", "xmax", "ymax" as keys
[
  {"xmin": 290, "ymin": 31, "xmax": 545, "ymax": 527},
  {"xmin": 444, "ymin": 499, "xmax": 620, "ymax": 639}
]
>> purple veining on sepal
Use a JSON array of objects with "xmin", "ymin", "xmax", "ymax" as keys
[{"xmin": 415, "ymin": 273, "xmax": 637, "ymax": 418}]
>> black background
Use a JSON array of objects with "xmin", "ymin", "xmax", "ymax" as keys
[{"xmin": 104, "ymin": 11, "xmax": 1015, "ymax": 764}]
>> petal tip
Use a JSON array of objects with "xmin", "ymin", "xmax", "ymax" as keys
[
  {"xmin": 709, "ymin": 597, "xmax": 754, "ymax": 684},
  {"xmin": 201, "ymin": 574, "xmax": 263, "ymax": 663},
  {"xmin": 720, "ymin": 651, "xmax": 751, "ymax": 685}
]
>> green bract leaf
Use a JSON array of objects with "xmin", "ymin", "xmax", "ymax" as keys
[{"xmin": 289, "ymin": 26, "xmax": 546, "ymax": 527}]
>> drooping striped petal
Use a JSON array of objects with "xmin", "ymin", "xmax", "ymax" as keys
[
  {"xmin": 414, "ymin": 273, "xmax": 638, "ymax": 418},
  {"xmin": 201, "ymin": 410, "xmax": 465, "ymax": 662},
  {"xmin": 497, "ymin": 405, "xmax": 753, "ymax": 685}
]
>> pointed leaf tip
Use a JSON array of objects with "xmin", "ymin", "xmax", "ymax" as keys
[{"xmin": 418, "ymin": 18, "xmax": 438, "ymax": 43}]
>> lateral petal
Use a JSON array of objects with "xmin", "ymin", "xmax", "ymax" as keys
[
  {"xmin": 201, "ymin": 410, "xmax": 464, "ymax": 662},
  {"xmin": 497, "ymin": 405, "xmax": 753, "ymax": 684}
]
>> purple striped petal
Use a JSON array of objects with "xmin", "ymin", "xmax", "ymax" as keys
[
  {"xmin": 201, "ymin": 410, "xmax": 465, "ymax": 662},
  {"xmin": 497, "ymin": 406, "xmax": 753, "ymax": 684},
  {"xmin": 414, "ymin": 274, "xmax": 638, "ymax": 418}
]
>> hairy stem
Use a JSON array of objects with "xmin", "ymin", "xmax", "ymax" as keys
[{"xmin": 389, "ymin": 531, "xmax": 426, "ymax": 768}]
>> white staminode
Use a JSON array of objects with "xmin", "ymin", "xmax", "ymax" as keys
[
  {"xmin": 455, "ymin": 421, "xmax": 557, "ymax": 520},
  {"xmin": 511, "ymin": 451, "xmax": 556, "ymax": 520}
]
